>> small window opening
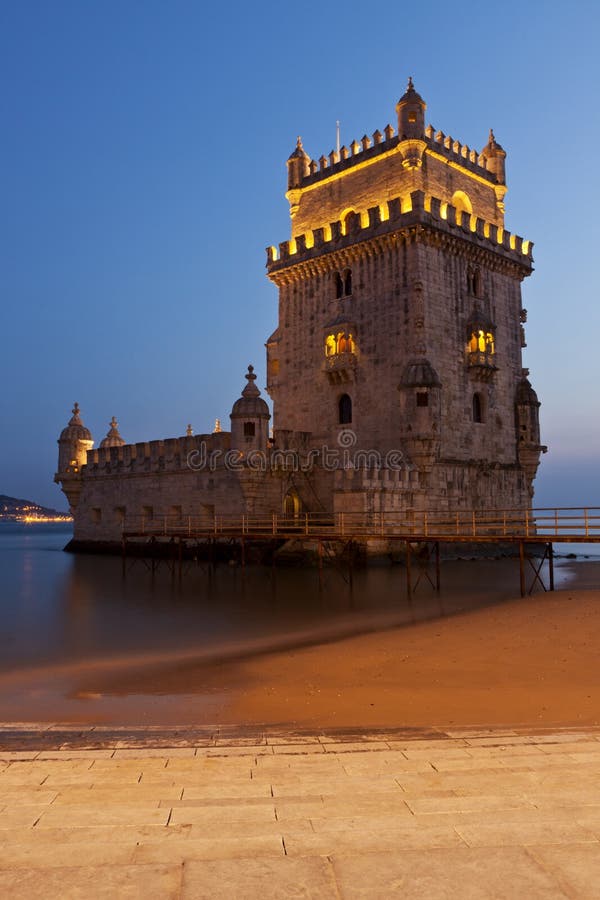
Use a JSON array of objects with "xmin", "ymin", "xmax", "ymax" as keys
[
  {"xmin": 243, "ymin": 422, "xmax": 256, "ymax": 437},
  {"xmin": 472, "ymin": 393, "xmax": 483, "ymax": 424},
  {"xmin": 416, "ymin": 392, "xmax": 429, "ymax": 407},
  {"xmin": 334, "ymin": 272, "xmax": 344, "ymax": 299},
  {"xmin": 142, "ymin": 505, "xmax": 154, "ymax": 519},
  {"xmin": 91, "ymin": 507, "xmax": 102, "ymax": 524},
  {"xmin": 408, "ymin": 110, "xmax": 417, "ymax": 123},
  {"xmin": 344, "ymin": 269, "xmax": 352, "ymax": 296},
  {"xmin": 339, "ymin": 394, "xmax": 352, "ymax": 425}
]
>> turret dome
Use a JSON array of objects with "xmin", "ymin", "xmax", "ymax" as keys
[
  {"xmin": 99, "ymin": 416, "xmax": 125, "ymax": 449},
  {"xmin": 231, "ymin": 366, "xmax": 270, "ymax": 418},
  {"xmin": 397, "ymin": 75, "xmax": 425, "ymax": 107},
  {"xmin": 399, "ymin": 358, "xmax": 441, "ymax": 388},
  {"xmin": 516, "ymin": 376, "xmax": 540, "ymax": 406},
  {"xmin": 59, "ymin": 403, "xmax": 93, "ymax": 443}
]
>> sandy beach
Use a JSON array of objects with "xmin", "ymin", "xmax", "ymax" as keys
[{"xmin": 1, "ymin": 565, "xmax": 599, "ymax": 729}]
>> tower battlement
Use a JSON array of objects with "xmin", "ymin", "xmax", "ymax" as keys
[
  {"xmin": 267, "ymin": 189, "xmax": 532, "ymax": 275},
  {"xmin": 294, "ymin": 123, "xmax": 498, "ymax": 192}
]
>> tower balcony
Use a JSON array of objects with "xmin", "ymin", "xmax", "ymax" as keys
[
  {"xmin": 324, "ymin": 351, "xmax": 357, "ymax": 384},
  {"xmin": 466, "ymin": 349, "xmax": 497, "ymax": 382}
]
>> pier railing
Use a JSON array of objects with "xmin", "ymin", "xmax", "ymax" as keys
[{"xmin": 122, "ymin": 507, "xmax": 600, "ymax": 542}]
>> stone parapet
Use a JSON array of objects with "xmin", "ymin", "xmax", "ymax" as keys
[{"xmin": 267, "ymin": 190, "xmax": 532, "ymax": 276}]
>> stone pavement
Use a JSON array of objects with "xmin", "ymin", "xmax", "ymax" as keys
[{"xmin": 1, "ymin": 724, "xmax": 600, "ymax": 898}]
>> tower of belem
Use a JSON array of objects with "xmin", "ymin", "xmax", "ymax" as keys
[
  {"xmin": 265, "ymin": 79, "xmax": 545, "ymax": 517},
  {"xmin": 54, "ymin": 81, "xmax": 546, "ymax": 547}
]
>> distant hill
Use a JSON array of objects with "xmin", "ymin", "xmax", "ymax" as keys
[{"xmin": 0, "ymin": 494, "xmax": 72, "ymax": 522}]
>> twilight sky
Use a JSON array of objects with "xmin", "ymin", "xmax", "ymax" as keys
[{"xmin": 1, "ymin": 0, "xmax": 599, "ymax": 510}]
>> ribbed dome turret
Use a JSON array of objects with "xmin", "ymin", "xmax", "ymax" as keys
[
  {"xmin": 397, "ymin": 75, "xmax": 425, "ymax": 107},
  {"xmin": 481, "ymin": 128, "xmax": 506, "ymax": 184},
  {"xmin": 516, "ymin": 376, "xmax": 540, "ymax": 406},
  {"xmin": 287, "ymin": 136, "xmax": 311, "ymax": 190},
  {"xmin": 99, "ymin": 416, "xmax": 125, "ymax": 449},
  {"xmin": 396, "ymin": 76, "xmax": 426, "ymax": 140},
  {"xmin": 59, "ymin": 403, "xmax": 93, "ymax": 443},
  {"xmin": 230, "ymin": 366, "xmax": 270, "ymax": 418},
  {"xmin": 399, "ymin": 358, "xmax": 441, "ymax": 388}
]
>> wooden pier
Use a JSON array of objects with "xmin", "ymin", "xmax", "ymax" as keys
[{"xmin": 120, "ymin": 507, "xmax": 600, "ymax": 597}]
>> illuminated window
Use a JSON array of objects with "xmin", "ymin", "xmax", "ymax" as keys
[
  {"xmin": 408, "ymin": 110, "xmax": 417, "ymax": 123},
  {"xmin": 339, "ymin": 394, "xmax": 352, "ymax": 425},
  {"xmin": 416, "ymin": 392, "xmax": 429, "ymax": 407},
  {"xmin": 243, "ymin": 422, "xmax": 256, "ymax": 437},
  {"xmin": 468, "ymin": 329, "xmax": 494, "ymax": 353},
  {"xmin": 325, "ymin": 334, "xmax": 337, "ymax": 356},
  {"xmin": 472, "ymin": 393, "xmax": 483, "ymax": 423}
]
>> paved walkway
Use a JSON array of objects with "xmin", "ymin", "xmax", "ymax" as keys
[{"xmin": 1, "ymin": 725, "xmax": 600, "ymax": 898}]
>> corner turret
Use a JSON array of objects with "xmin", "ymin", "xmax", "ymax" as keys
[
  {"xmin": 481, "ymin": 129, "xmax": 506, "ymax": 184},
  {"xmin": 54, "ymin": 403, "xmax": 94, "ymax": 512},
  {"xmin": 99, "ymin": 416, "xmax": 125, "ymax": 449},
  {"xmin": 396, "ymin": 77, "xmax": 426, "ymax": 140},
  {"xmin": 287, "ymin": 136, "xmax": 311, "ymax": 190},
  {"xmin": 230, "ymin": 365, "xmax": 270, "ymax": 453},
  {"xmin": 515, "ymin": 371, "xmax": 547, "ymax": 495},
  {"xmin": 397, "ymin": 359, "xmax": 442, "ymax": 474}
]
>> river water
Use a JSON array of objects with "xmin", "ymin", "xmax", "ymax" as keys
[{"xmin": 0, "ymin": 522, "xmax": 593, "ymax": 724}]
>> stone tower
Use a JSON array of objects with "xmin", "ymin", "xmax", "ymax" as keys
[{"xmin": 266, "ymin": 80, "xmax": 546, "ymax": 513}]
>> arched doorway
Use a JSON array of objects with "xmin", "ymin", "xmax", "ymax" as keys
[{"xmin": 283, "ymin": 490, "xmax": 301, "ymax": 519}]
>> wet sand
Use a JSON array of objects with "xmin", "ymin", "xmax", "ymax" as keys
[{"xmin": 1, "ymin": 562, "xmax": 599, "ymax": 729}]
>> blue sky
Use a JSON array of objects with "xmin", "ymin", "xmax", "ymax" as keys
[{"xmin": 1, "ymin": 0, "xmax": 599, "ymax": 509}]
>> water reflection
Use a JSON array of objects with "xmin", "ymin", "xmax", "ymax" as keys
[{"xmin": 0, "ymin": 523, "xmax": 576, "ymax": 677}]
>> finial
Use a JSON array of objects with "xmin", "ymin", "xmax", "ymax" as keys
[
  {"xmin": 110, "ymin": 416, "xmax": 118, "ymax": 430},
  {"xmin": 72, "ymin": 402, "xmax": 80, "ymax": 416},
  {"xmin": 213, "ymin": 418, "xmax": 222, "ymax": 434},
  {"xmin": 489, "ymin": 128, "xmax": 496, "ymax": 144},
  {"xmin": 296, "ymin": 136, "xmax": 303, "ymax": 150},
  {"xmin": 186, "ymin": 424, "xmax": 193, "ymax": 437},
  {"xmin": 246, "ymin": 364, "xmax": 257, "ymax": 382},
  {"xmin": 407, "ymin": 76, "xmax": 414, "ymax": 90}
]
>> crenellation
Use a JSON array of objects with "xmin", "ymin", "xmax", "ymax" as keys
[{"xmin": 268, "ymin": 188, "xmax": 533, "ymax": 271}]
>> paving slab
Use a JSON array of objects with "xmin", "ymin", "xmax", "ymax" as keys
[
  {"xmin": 0, "ymin": 863, "xmax": 182, "ymax": 900},
  {"xmin": 331, "ymin": 847, "xmax": 569, "ymax": 898},
  {"xmin": 180, "ymin": 856, "xmax": 338, "ymax": 899},
  {"xmin": 1, "ymin": 725, "xmax": 600, "ymax": 897}
]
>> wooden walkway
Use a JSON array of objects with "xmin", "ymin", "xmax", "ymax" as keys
[{"xmin": 121, "ymin": 507, "xmax": 600, "ymax": 597}]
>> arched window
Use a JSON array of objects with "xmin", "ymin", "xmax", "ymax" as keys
[
  {"xmin": 472, "ymin": 393, "xmax": 483, "ymax": 424},
  {"xmin": 333, "ymin": 269, "xmax": 352, "ymax": 299},
  {"xmin": 334, "ymin": 272, "xmax": 344, "ymax": 299},
  {"xmin": 451, "ymin": 190, "xmax": 473, "ymax": 218},
  {"xmin": 339, "ymin": 394, "xmax": 352, "ymax": 424},
  {"xmin": 243, "ymin": 422, "xmax": 256, "ymax": 437},
  {"xmin": 344, "ymin": 269, "xmax": 352, "ymax": 296}
]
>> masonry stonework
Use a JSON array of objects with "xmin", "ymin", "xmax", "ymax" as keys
[{"xmin": 55, "ymin": 81, "xmax": 546, "ymax": 548}]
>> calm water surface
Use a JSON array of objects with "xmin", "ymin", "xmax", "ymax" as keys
[{"xmin": 0, "ymin": 522, "xmax": 588, "ymax": 677}]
